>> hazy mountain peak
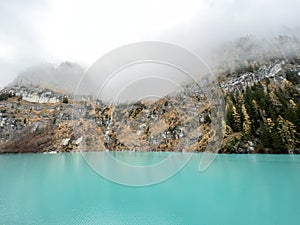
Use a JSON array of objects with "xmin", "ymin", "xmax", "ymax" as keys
[{"xmin": 14, "ymin": 62, "xmax": 85, "ymax": 94}]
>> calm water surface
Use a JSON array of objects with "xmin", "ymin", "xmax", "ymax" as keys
[{"xmin": 0, "ymin": 152, "xmax": 299, "ymax": 225}]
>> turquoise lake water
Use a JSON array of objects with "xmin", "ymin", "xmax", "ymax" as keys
[{"xmin": 0, "ymin": 152, "xmax": 300, "ymax": 225}]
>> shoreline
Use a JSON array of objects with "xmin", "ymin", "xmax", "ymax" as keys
[{"xmin": 1, "ymin": 149, "xmax": 299, "ymax": 155}]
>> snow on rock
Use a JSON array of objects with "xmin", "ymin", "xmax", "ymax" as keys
[
  {"xmin": 22, "ymin": 93, "xmax": 60, "ymax": 104},
  {"xmin": 75, "ymin": 136, "xmax": 83, "ymax": 145},
  {"xmin": 61, "ymin": 138, "xmax": 70, "ymax": 146}
]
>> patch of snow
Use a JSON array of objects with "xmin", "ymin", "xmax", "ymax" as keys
[
  {"xmin": 75, "ymin": 136, "xmax": 83, "ymax": 145},
  {"xmin": 22, "ymin": 93, "xmax": 59, "ymax": 104},
  {"xmin": 61, "ymin": 138, "xmax": 70, "ymax": 146},
  {"xmin": 44, "ymin": 151, "xmax": 58, "ymax": 154}
]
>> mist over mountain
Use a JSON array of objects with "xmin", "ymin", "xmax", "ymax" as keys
[
  {"xmin": 10, "ymin": 35, "xmax": 300, "ymax": 101},
  {"xmin": 211, "ymin": 35, "xmax": 300, "ymax": 74},
  {"xmin": 13, "ymin": 62, "xmax": 85, "ymax": 94},
  {"xmin": 1, "ymin": 0, "xmax": 300, "ymax": 89}
]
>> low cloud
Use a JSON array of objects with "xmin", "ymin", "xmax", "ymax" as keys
[{"xmin": 0, "ymin": 0, "xmax": 300, "ymax": 87}]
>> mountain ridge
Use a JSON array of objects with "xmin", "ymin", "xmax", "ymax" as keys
[
  {"xmin": 1, "ymin": 56, "xmax": 299, "ymax": 154},
  {"xmin": 1, "ymin": 36, "xmax": 300, "ymax": 154}
]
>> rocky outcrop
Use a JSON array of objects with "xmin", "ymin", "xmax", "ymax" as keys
[{"xmin": 220, "ymin": 60, "xmax": 285, "ymax": 93}]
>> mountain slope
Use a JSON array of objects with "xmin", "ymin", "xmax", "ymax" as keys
[{"xmin": 1, "ymin": 36, "xmax": 300, "ymax": 154}]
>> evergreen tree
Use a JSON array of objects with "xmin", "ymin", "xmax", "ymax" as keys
[
  {"xmin": 232, "ymin": 105, "xmax": 242, "ymax": 132},
  {"xmin": 277, "ymin": 115, "xmax": 298, "ymax": 152},
  {"xmin": 241, "ymin": 104, "xmax": 251, "ymax": 138}
]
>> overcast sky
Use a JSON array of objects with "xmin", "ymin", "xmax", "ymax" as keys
[{"xmin": 1, "ymin": 0, "xmax": 300, "ymax": 87}]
